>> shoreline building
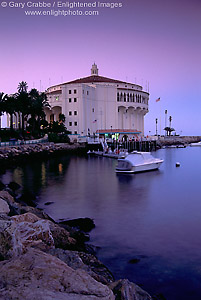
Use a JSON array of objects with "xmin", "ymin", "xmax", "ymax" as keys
[{"xmin": 45, "ymin": 64, "xmax": 149, "ymax": 140}]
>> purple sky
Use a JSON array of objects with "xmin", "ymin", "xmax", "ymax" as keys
[{"xmin": 0, "ymin": 0, "xmax": 201, "ymax": 135}]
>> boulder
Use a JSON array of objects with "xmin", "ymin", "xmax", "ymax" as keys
[
  {"xmin": 59, "ymin": 217, "xmax": 95, "ymax": 232},
  {"xmin": 109, "ymin": 279, "xmax": 152, "ymax": 300},
  {"xmin": 7, "ymin": 181, "xmax": 21, "ymax": 191},
  {"xmin": 0, "ymin": 198, "xmax": 10, "ymax": 214},
  {"xmin": 0, "ymin": 213, "xmax": 54, "ymax": 259},
  {"xmin": 48, "ymin": 248, "xmax": 114, "ymax": 285},
  {"xmin": 48, "ymin": 220, "xmax": 77, "ymax": 250},
  {"xmin": 0, "ymin": 190, "xmax": 16, "ymax": 204},
  {"xmin": 19, "ymin": 205, "xmax": 54, "ymax": 221},
  {"xmin": 0, "ymin": 248, "xmax": 115, "ymax": 300},
  {"xmin": 0, "ymin": 181, "xmax": 6, "ymax": 191},
  {"xmin": 18, "ymin": 191, "xmax": 37, "ymax": 207}
]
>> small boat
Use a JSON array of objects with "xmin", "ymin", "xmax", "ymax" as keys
[
  {"xmin": 190, "ymin": 141, "xmax": 201, "ymax": 147},
  {"xmin": 115, "ymin": 151, "xmax": 164, "ymax": 174}
]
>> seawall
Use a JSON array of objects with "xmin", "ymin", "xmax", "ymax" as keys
[{"xmin": 157, "ymin": 136, "xmax": 201, "ymax": 147}]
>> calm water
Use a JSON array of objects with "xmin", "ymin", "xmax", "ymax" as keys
[{"xmin": 1, "ymin": 147, "xmax": 201, "ymax": 299}]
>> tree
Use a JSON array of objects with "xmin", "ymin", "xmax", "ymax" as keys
[
  {"xmin": 59, "ymin": 113, "xmax": 66, "ymax": 123},
  {"xmin": 28, "ymin": 89, "xmax": 50, "ymax": 134},
  {"xmin": 0, "ymin": 92, "xmax": 6, "ymax": 117},
  {"xmin": 164, "ymin": 126, "xmax": 175, "ymax": 136},
  {"xmin": 4, "ymin": 95, "xmax": 17, "ymax": 130},
  {"xmin": 16, "ymin": 81, "xmax": 30, "ymax": 133},
  {"xmin": 18, "ymin": 81, "xmax": 28, "ymax": 93}
]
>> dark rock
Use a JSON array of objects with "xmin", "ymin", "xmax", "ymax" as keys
[
  {"xmin": 49, "ymin": 221, "xmax": 91, "ymax": 253},
  {"xmin": 0, "ymin": 181, "xmax": 6, "ymax": 191},
  {"xmin": 78, "ymin": 251, "xmax": 114, "ymax": 284},
  {"xmin": 48, "ymin": 248, "xmax": 114, "ymax": 284},
  {"xmin": 4, "ymin": 187, "xmax": 15, "ymax": 197},
  {"xmin": 129, "ymin": 258, "xmax": 141, "ymax": 264},
  {"xmin": 152, "ymin": 294, "xmax": 167, "ymax": 300},
  {"xmin": 18, "ymin": 192, "xmax": 37, "ymax": 207},
  {"xmin": 58, "ymin": 217, "xmax": 95, "ymax": 232},
  {"xmin": 7, "ymin": 182, "xmax": 21, "ymax": 192},
  {"xmin": 44, "ymin": 201, "xmax": 54, "ymax": 206},
  {"xmin": 109, "ymin": 279, "xmax": 152, "ymax": 300}
]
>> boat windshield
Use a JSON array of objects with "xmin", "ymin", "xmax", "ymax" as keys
[{"xmin": 126, "ymin": 152, "xmax": 154, "ymax": 164}]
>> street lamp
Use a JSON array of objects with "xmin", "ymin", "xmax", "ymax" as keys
[{"xmin": 155, "ymin": 118, "xmax": 158, "ymax": 136}]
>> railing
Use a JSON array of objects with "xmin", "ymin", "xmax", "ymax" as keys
[{"xmin": 0, "ymin": 135, "xmax": 48, "ymax": 147}]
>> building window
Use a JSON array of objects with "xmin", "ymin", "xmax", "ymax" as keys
[
  {"xmin": 56, "ymin": 96, "xmax": 59, "ymax": 101},
  {"xmin": 74, "ymin": 111, "xmax": 77, "ymax": 115},
  {"xmin": 74, "ymin": 121, "xmax": 77, "ymax": 126},
  {"xmin": 74, "ymin": 131, "xmax": 77, "ymax": 134},
  {"xmin": 69, "ymin": 111, "xmax": 72, "ymax": 116},
  {"xmin": 69, "ymin": 122, "xmax": 72, "ymax": 126},
  {"xmin": 87, "ymin": 91, "xmax": 89, "ymax": 95},
  {"xmin": 92, "ymin": 108, "xmax": 94, "ymax": 113},
  {"xmin": 124, "ymin": 93, "xmax": 126, "ymax": 102},
  {"xmin": 69, "ymin": 98, "xmax": 72, "ymax": 103},
  {"xmin": 69, "ymin": 90, "xmax": 71, "ymax": 94},
  {"xmin": 74, "ymin": 98, "xmax": 77, "ymax": 102},
  {"xmin": 74, "ymin": 89, "xmax": 77, "ymax": 94},
  {"xmin": 117, "ymin": 93, "xmax": 120, "ymax": 101}
]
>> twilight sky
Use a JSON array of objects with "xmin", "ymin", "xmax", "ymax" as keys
[{"xmin": 0, "ymin": 0, "xmax": 201, "ymax": 135}]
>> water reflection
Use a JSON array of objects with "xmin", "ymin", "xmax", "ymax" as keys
[{"xmin": 1, "ymin": 148, "xmax": 201, "ymax": 299}]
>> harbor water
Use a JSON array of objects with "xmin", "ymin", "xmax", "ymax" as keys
[{"xmin": 1, "ymin": 146, "xmax": 201, "ymax": 299}]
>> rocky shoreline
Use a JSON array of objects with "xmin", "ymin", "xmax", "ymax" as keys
[
  {"xmin": 0, "ymin": 185, "xmax": 153, "ymax": 300},
  {"xmin": 0, "ymin": 143, "xmax": 87, "ymax": 165},
  {"xmin": 1, "ymin": 136, "xmax": 200, "ymax": 165},
  {"xmin": 157, "ymin": 136, "xmax": 201, "ymax": 147}
]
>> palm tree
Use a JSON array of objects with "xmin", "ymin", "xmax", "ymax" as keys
[
  {"xmin": 16, "ymin": 81, "xmax": 30, "ymax": 133},
  {"xmin": 28, "ymin": 89, "xmax": 49, "ymax": 135},
  {"xmin": 18, "ymin": 81, "xmax": 28, "ymax": 93},
  {"xmin": 4, "ymin": 95, "xmax": 17, "ymax": 130},
  {"xmin": 59, "ymin": 113, "xmax": 66, "ymax": 123},
  {"xmin": 0, "ymin": 92, "xmax": 7, "ymax": 114}
]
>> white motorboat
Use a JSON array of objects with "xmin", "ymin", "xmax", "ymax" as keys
[
  {"xmin": 115, "ymin": 151, "xmax": 164, "ymax": 174},
  {"xmin": 190, "ymin": 141, "xmax": 201, "ymax": 147}
]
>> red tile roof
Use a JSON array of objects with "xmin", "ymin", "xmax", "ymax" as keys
[
  {"xmin": 49, "ymin": 75, "xmax": 142, "ymax": 88},
  {"xmin": 46, "ymin": 90, "xmax": 62, "ymax": 95}
]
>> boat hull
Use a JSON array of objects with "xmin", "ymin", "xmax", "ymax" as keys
[
  {"xmin": 190, "ymin": 142, "xmax": 201, "ymax": 147},
  {"xmin": 116, "ymin": 161, "xmax": 163, "ymax": 174},
  {"xmin": 115, "ymin": 151, "xmax": 164, "ymax": 174}
]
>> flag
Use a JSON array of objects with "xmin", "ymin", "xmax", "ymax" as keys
[
  {"xmin": 156, "ymin": 97, "xmax": 160, "ymax": 102},
  {"xmin": 93, "ymin": 119, "xmax": 97, "ymax": 123}
]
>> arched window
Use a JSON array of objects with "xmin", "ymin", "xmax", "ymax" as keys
[
  {"xmin": 124, "ymin": 93, "xmax": 126, "ymax": 102},
  {"xmin": 127, "ymin": 93, "xmax": 129, "ymax": 102}
]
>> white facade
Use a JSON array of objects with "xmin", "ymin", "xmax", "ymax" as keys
[{"xmin": 45, "ymin": 64, "xmax": 149, "ymax": 139}]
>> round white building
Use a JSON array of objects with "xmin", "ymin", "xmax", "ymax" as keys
[{"xmin": 45, "ymin": 64, "xmax": 149, "ymax": 140}]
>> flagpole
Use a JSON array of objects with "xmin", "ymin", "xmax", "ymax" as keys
[
  {"xmin": 160, "ymin": 99, "xmax": 161, "ymax": 136},
  {"xmin": 155, "ymin": 97, "xmax": 161, "ymax": 136}
]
